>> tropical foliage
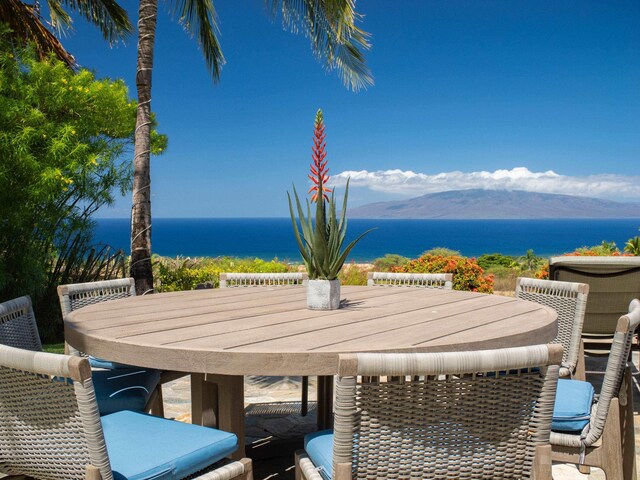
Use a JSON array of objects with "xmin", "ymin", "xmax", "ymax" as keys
[
  {"xmin": 624, "ymin": 228, "xmax": 640, "ymax": 255},
  {"xmin": 477, "ymin": 253, "xmax": 519, "ymax": 270},
  {"xmin": 154, "ymin": 256, "xmax": 290, "ymax": 292},
  {"xmin": 0, "ymin": 1, "xmax": 131, "ymax": 67},
  {"xmin": 423, "ymin": 247, "xmax": 461, "ymax": 257},
  {"xmin": 288, "ymin": 110, "xmax": 372, "ymax": 280},
  {"xmin": 571, "ymin": 240, "xmax": 621, "ymax": 256},
  {"xmin": 518, "ymin": 249, "xmax": 542, "ymax": 271},
  {"xmin": 373, "ymin": 254, "xmax": 410, "ymax": 271},
  {"xmin": 0, "ymin": 39, "xmax": 164, "ymax": 341},
  {"xmin": 394, "ymin": 254, "xmax": 494, "ymax": 293}
]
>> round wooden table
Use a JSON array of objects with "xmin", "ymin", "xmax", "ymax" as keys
[{"xmin": 65, "ymin": 285, "xmax": 557, "ymax": 458}]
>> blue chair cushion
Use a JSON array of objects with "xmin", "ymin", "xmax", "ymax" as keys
[
  {"xmin": 102, "ymin": 410, "xmax": 238, "ymax": 480},
  {"xmin": 89, "ymin": 356, "xmax": 131, "ymax": 370},
  {"xmin": 304, "ymin": 430, "xmax": 334, "ymax": 480},
  {"xmin": 93, "ymin": 367, "xmax": 161, "ymax": 416},
  {"xmin": 552, "ymin": 379, "xmax": 594, "ymax": 433}
]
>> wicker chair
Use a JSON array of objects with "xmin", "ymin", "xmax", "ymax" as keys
[
  {"xmin": 220, "ymin": 272, "xmax": 310, "ymax": 416},
  {"xmin": 366, "ymin": 272, "xmax": 453, "ymax": 289},
  {"xmin": 219, "ymin": 272, "xmax": 308, "ymax": 288},
  {"xmin": 57, "ymin": 278, "xmax": 187, "ymax": 416},
  {"xmin": 296, "ymin": 344, "xmax": 562, "ymax": 480},
  {"xmin": 0, "ymin": 343, "xmax": 253, "ymax": 480},
  {"xmin": 0, "ymin": 295, "xmax": 42, "ymax": 352},
  {"xmin": 1, "ymin": 295, "xmax": 161, "ymax": 417},
  {"xmin": 550, "ymin": 299, "xmax": 639, "ymax": 480},
  {"xmin": 58, "ymin": 278, "xmax": 139, "ymax": 358},
  {"xmin": 515, "ymin": 277, "xmax": 589, "ymax": 379},
  {"xmin": 549, "ymin": 256, "xmax": 640, "ymax": 353}
]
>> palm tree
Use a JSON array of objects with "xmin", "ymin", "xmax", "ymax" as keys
[
  {"xmin": 0, "ymin": 0, "xmax": 131, "ymax": 67},
  {"xmin": 130, "ymin": 0, "xmax": 373, "ymax": 293},
  {"xmin": 624, "ymin": 235, "xmax": 640, "ymax": 256},
  {"xmin": 519, "ymin": 249, "xmax": 540, "ymax": 272}
]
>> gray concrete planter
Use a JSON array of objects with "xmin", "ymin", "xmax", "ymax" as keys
[{"xmin": 306, "ymin": 279, "xmax": 341, "ymax": 310}]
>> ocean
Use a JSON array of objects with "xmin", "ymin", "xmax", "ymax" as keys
[{"xmin": 94, "ymin": 218, "xmax": 640, "ymax": 262}]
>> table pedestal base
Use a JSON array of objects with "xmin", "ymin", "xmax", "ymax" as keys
[
  {"xmin": 191, "ymin": 374, "xmax": 336, "ymax": 460},
  {"xmin": 191, "ymin": 373, "xmax": 246, "ymax": 460}
]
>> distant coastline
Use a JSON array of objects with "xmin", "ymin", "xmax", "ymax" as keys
[
  {"xmin": 94, "ymin": 217, "xmax": 640, "ymax": 261},
  {"xmin": 349, "ymin": 189, "xmax": 640, "ymax": 219}
]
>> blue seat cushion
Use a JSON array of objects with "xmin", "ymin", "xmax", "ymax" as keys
[
  {"xmin": 93, "ymin": 367, "xmax": 161, "ymax": 416},
  {"xmin": 552, "ymin": 379, "xmax": 594, "ymax": 433},
  {"xmin": 89, "ymin": 356, "xmax": 131, "ymax": 370},
  {"xmin": 304, "ymin": 430, "xmax": 334, "ymax": 480},
  {"xmin": 102, "ymin": 410, "xmax": 238, "ymax": 480}
]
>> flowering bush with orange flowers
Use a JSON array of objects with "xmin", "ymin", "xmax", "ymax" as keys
[{"xmin": 393, "ymin": 254, "xmax": 494, "ymax": 293}]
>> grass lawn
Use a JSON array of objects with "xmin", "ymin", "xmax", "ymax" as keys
[{"xmin": 43, "ymin": 343, "xmax": 65, "ymax": 354}]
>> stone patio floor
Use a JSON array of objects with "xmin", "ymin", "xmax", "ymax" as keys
[{"xmin": 161, "ymin": 354, "xmax": 640, "ymax": 480}]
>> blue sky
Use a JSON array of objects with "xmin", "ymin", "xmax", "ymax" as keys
[{"xmin": 61, "ymin": 0, "xmax": 640, "ymax": 217}]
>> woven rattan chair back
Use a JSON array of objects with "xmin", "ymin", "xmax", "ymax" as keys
[
  {"xmin": 0, "ymin": 344, "xmax": 112, "ymax": 480},
  {"xmin": 548, "ymin": 256, "xmax": 640, "ymax": 339},
  {"xmin": 515, "ymin": 278, "xmax": 588, "ymax": 377},
  {"xmin": 326, "ymin": 345, "xmax": 561, "ymax": 480},
  {"xmin": 57, "ymin": 278, "xmax": 136, "ymax": 356},
  {"xmin": 58, "ymin": 278, "xmax": 136, "ymax": 316},
  {"xmin": 367, "ymin": 272, "xmax": 453, "ymax": 289},
  {"xmin": 0, "ymin": 296, "xmax": 42, "ymax": 352},
  {"xmin": 219, "ymin": 272, "xmax": 308, "ymax": 288}
]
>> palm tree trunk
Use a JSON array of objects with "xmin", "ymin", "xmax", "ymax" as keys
[{"xmin": 130, "ymin": 0, "xmax": 158, "ymax": 294}]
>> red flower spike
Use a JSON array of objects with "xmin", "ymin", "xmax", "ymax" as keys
[{"xmin": 309, "ymin": 109, "xmax": 332, "ymax": 203}]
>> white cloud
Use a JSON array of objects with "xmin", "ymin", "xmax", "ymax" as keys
[{"xmin": 331, "ymin": 167, "xmax": 640, "ymax": 200}]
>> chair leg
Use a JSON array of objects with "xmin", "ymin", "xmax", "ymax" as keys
[
  {"xmin": 85, "ymin": 465, "xmax": 102, "ymax": 479},
  {"xmin": 621, "ymin": 367, "xmax": 637, "ymax": 480},
  {"xmin": 146, "ymin": 384, "xmax": 164, "ymax": 417},
  {"xmin": 575, "ymin": 339, "xmax": 586, "ymax": 381},
  {"xmin": 295, "ymin": 450, "xmax": 304, "ymax": 480},
  {"xmin": 574, "ymin": 340, "xmax": 589, "ymax": 472},
  {"xmin": 301, "ymin": 376, "xmax": 309, "ymax": 416},
  {"xmin": 600, "ymin": 397, "xmax": 624, "ymax": 480},
  {"xmin": 532, "ymin": 444, "xmax": 552, "ymax": 480},
  {"xmin": 239, "ymin": 458, "xmax": 253, "ymax": 480}
]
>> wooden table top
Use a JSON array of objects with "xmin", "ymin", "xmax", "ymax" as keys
[{"xmin": 65, "ymin": 286, "xmax": 558, "ymax": 376}]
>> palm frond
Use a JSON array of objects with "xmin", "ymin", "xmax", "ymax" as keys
[
  {"xmin": 46, "ymin": 0, "xmax": 73, "ymax": 35},
  {"xmin": 268, "ymin": 0, "xmax": 373, "ymax": 91},
  {"xmin": 171, "ymin": 0, "xmax": 225, "ymax": 81},
  {"xmin": 0, "ymin": 0, "xmax": 76, "ymax": 67},
  {"xmin": 57, "ymin": 0, "xmax": 132, "ymax": 43}
]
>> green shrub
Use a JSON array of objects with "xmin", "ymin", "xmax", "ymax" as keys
[
  {"xmin": 573, "ymin": 241, "xmax": 620, "ymax": 256},
  {"xmin": 486, "ymin": 266, "xmax": 521, "ymax": 292},
  {"xmin": 477, "ymin": 253, "xmax": 518, "ymax": 270},
  {"xmin": 339, "ymin": 263, "xmax": 371, "ymax": 285},
  {"xmin": 423, "ymin": 247, "xmax": 461, "ymax": 257},
  {"xmin": 154, "ymin": 256, "xmax": 290, "ymax": 292},
  {"xmin": 394, "ymin": 254, "xmax": 494, "ymax": 293},
  {"xmin": 372, "ymin": 254, "xmax": 409, "ymax": 272}
]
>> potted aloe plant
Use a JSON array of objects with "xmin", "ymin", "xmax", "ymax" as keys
[{"xmin": 288, "ymin": 109, "xmax": 373, "ymax": 310}]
